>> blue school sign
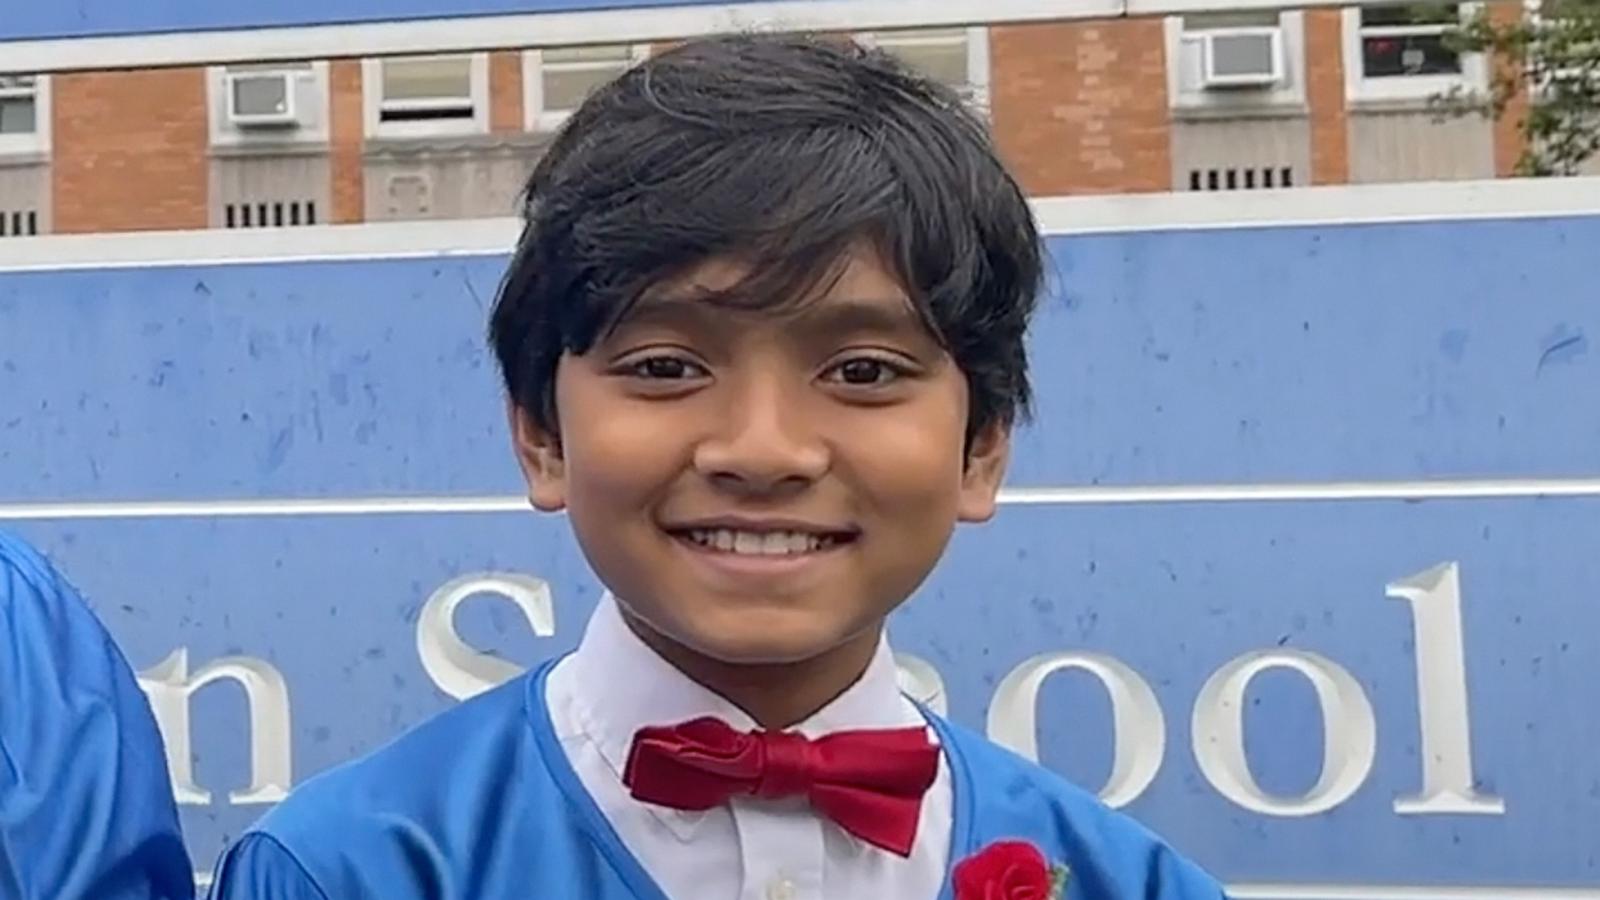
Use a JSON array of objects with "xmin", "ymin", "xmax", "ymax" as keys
[{"xmin": 2, "ymin": 202, "xmax": 1598, "ymax": 897}]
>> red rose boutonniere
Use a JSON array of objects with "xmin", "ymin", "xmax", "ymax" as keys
[{"xmin": 953, "ymin": 840, "xmax": 1071, "ymax": 900}]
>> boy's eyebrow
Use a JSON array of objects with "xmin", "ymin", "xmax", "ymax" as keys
[{"xmin": 787, "ymin": 297, "xmax": 927, "ymax": 339}]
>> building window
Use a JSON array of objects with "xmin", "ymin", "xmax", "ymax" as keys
[
  {"xmin": 868, "ymin": 28, "xmax": 969, "ymax": 87},
  {"xmin": 1183, "ymin": 11, "xmax": 1285, "ymax": 88},
  {"xmin": 380, "ymin": 56, "xmax": 475, "ymax": 122},
  {"xmin": 1165, "ymin": 12, "xmax": 1307, "ymax": 113},
  {"xmin": 1185, "ymin": 9, "xmax": 1283, "ymax": 29},
  {"xmin": 0, "ymin": 76, "xmax": 38, "ymax": 136},
  {"xmin": 859, "ymin": 28, "xmax": 990, "ymax": 108},
  {"xmin": 365, "ymin": 54, "xmax": 489, "ymax": 138},
  {"xmin": 209, "ymin": 61, "xmax": 328, "ymax": 149},
  {"xmin": 1342, "ymin": 4, "xmax": 1485, "ymax": 103},
  {"xmin": 526, "ymin": 44, "xmax": 645, "ymax": 132},
  {"xmin": 1358, "ymin": 4, "xmax": 1463, "ymax": 77}
]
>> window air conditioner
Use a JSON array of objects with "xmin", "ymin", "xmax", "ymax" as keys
[
  {"xmin": 1201, "ymin": 28, "xmax": 1283, "ymax": 89},
  {"xmin": 226, "ymin": 71, "xmax": 298, "ymax": 127}
]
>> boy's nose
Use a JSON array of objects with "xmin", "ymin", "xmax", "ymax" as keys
[{"xmin": 692, "ymin": 378, "xmax": 830, "ymax": 496}]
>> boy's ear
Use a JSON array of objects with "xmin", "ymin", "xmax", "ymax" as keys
[
  {"xmin": 957, "ymin": 419, "xmax": 1011, "ymax": 523},
  {"xmin": 508, "ymin": 399, "xmax": 568, "ymax": 513}
]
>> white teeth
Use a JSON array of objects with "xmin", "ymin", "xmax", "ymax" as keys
[{"xmin": 682, "ymin": 528, "xmax": 836, "ymax": 555}]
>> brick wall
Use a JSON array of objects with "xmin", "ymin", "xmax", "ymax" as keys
[
  {"xmin": 1305, "ymin": 9, "xmax": 1351, "ymax": 185},
  {"xmin": 990, "ymin": 19, "xmax": 1171, "ymax": 195},
  {"xmin": 1487, "ymin": 0, "xmax": 1529, "ymax": 176},
  {"xmin": 51, "ymin": 68, "xmax": 208, "ymax": 233},
  {"xmin": 489, "ymin": 51, "xmax": 525, "ymax": 134},
  {"xmin": 329, "ymin": 59, "xmax": 366, "ymax": 224},
  {"xmin": 33, "ymin": 16, "xmax": 1555, "ymax": 235}
]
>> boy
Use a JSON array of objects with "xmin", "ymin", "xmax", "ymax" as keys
[
  {"xmin": 1, "ymin": 530, "xmax": 194, "ymax": 900},
  {"xmin": 210, "ymin": 34, "xmax": 1227, "ymax": 899}
]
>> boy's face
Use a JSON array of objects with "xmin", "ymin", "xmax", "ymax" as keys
[{"xmin": 511, "ymin": 245, "xmax": 1009, "ymax": 666}]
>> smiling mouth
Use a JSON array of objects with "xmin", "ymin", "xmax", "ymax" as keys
[{"xmin": 670, "ymin": 527, "xmax": 857, "ymax": 556}]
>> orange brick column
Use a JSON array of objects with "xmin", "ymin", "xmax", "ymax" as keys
[
  {"xmin": 1305, "ymin": 9, "xmax": 1351, "ymax": 185},
  {"xmin": 490, "ymin": 51, "xmax": 525, "ymax": 134},
  {"xmin": 51, "ymin": 68, "xmax": 208, "ymax": 233},
  {"xmin": 990, "ymin": 19, "xmax": 1171, "ymax": 195},
  {"xmin": 1487, "ymin": 0, "xmax": 1529, "ymax": 176},
  {"xmin": 329, "ymin": 59, "xmax": 366, "ymax": 224}
]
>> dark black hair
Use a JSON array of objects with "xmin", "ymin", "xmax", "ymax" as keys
[{"xmin": 489, "ymin": 32, "xmax": 1043, "ymax": 446}]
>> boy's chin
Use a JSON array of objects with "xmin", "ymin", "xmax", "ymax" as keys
[
  {"xmin": 670, "ymin": 621, "xmax": 858, "ymax": 667},
  {"xmin": 686, "ymin": 634, "xmax": 844, "ymax": 667},
  {"xmin": 630, "ymin": 604, "xmax": 879, "ymax": 670}
]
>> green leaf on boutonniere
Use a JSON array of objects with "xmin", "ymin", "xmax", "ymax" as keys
[{"xmin": 1049, "ymin": 863, "xmax": 1071, "ymax": 898}]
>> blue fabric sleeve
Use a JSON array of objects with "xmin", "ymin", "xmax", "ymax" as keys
[
  {"xmin": 1151, "ymin": 842, "xmax": 1231, "ymax": 899},
  {"xmin": 0, "ymin": 530, "xmax": 194, "ymax": 900},
  {"xmin": 206, "ymin": 834, "xmax": 330, "ymax": 900}
]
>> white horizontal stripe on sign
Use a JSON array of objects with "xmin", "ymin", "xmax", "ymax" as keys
[
  {"xmin": 998, "ymin": 478, "xmax": 1600, "ymax": 506},
  {"xmin": 0, "ymin": 218, "xmax": 520, "ymax": 274},
  {"xmin": 3, "ymin": 477, "xmax": 1599, "ymax": 521}
]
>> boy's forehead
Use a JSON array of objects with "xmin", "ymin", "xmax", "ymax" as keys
[{"xmin": 646, "ymin": 245, "xmax": 898, "ymax": 301}]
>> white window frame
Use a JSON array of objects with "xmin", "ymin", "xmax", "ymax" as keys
[
  {"xmin": 206, "ymin": 62, "xmax": 329, "ymax": 148},
  {"xmin": 857, "ymin": 27, "xmax": 991, "ymax": 112},
  {"xmin": 0, "ymin": 74, "xmax": 49, "ymax": 159},
  {"xmin": 523, "ymin": 44, "xmax": 650, "ymax": 133},
  {"xmin": 1166, "ymin": 12, "xmax": 1308, "ymax": 115},
  {"xmin": 1343, "ymin": 4, "xmax": 1489, "ymax": 105},
  {"xmin": 363, "ymin": 53, "xmax": 490, "ymax": 139}
]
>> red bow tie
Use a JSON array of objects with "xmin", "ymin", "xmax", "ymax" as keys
[{"xmin": 623, "ymin": 717, "xmax": 939, "ymax": 857}]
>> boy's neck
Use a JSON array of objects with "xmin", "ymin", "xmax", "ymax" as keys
[{"xmin": 619, "ymin": 610, "xmax": 884, "ymax": 731}]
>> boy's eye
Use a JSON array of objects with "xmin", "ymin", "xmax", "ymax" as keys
[
  {"xmin": 627, "ymin": 355, "xmax": 708, "ymax": 380},
  {"xmin": 825, "ymin": 357, "xmax": 903, "ymax": 387}
]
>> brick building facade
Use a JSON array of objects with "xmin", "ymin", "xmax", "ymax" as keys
[{"xmin": 0, "ymin": 4, "xmax": 1591, "ymax": 237}]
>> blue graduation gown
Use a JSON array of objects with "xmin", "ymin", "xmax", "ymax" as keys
[
  {"xmin": 0, "ymin": 530, "xmax": 194, "ymax": 900},
  {"xmin": 209, "ymin": 660, "xmax": 1225, "ymax": 899}
]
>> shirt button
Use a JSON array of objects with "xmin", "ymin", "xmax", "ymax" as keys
[{"xmin": 766, "ymin": 877, "xmax": 797, "ymax": 900}]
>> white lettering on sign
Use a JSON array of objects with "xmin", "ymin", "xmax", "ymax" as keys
[
  {"xmin": 987, "ymin": 652, "xmax": 1167, "ymax": 808},
  {"xmin": 1191, "ymin": 649, "xmax": 1377, "ymax": 816},
  {"xmin": 1387, "ymin": 562, "xmax": 1506, "ymax": 815},
  {"xmin": 145, "ymin": 560, "xmax": 1504, "ymax": 820},
  {"xmin": 416, "ymin": 572, "xmax": 555, "ymax": 701},
  {"xmin": 894, "ymin": 652, "xmax": 949, "ymax": 717},
  {"xmin": 138, "ymin": 649, "xmax": 293, "ymax": 806}
]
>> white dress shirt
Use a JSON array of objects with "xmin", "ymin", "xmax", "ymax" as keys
[{"xmin": 544, "ymin": 595, "xmax": 952, "ymax": 900}]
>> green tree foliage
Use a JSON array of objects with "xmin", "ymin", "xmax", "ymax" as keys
[{"xmin": 1432, "ymin": 0, "xmax": 1600, "ymax": 174}]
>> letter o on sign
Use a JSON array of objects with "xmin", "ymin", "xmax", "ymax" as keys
[
  {"xmin": 987, "ymin": 652, "xmax": 1167, "ymax": 808},
  {"xmin": 1191, "ymin": 649, "xmax": 1377, "ymax": 816}
]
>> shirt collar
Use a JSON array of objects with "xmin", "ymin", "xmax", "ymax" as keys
[{"xmin": 562, "ymin": 594, "xmax": 927, "ymax": 840}]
